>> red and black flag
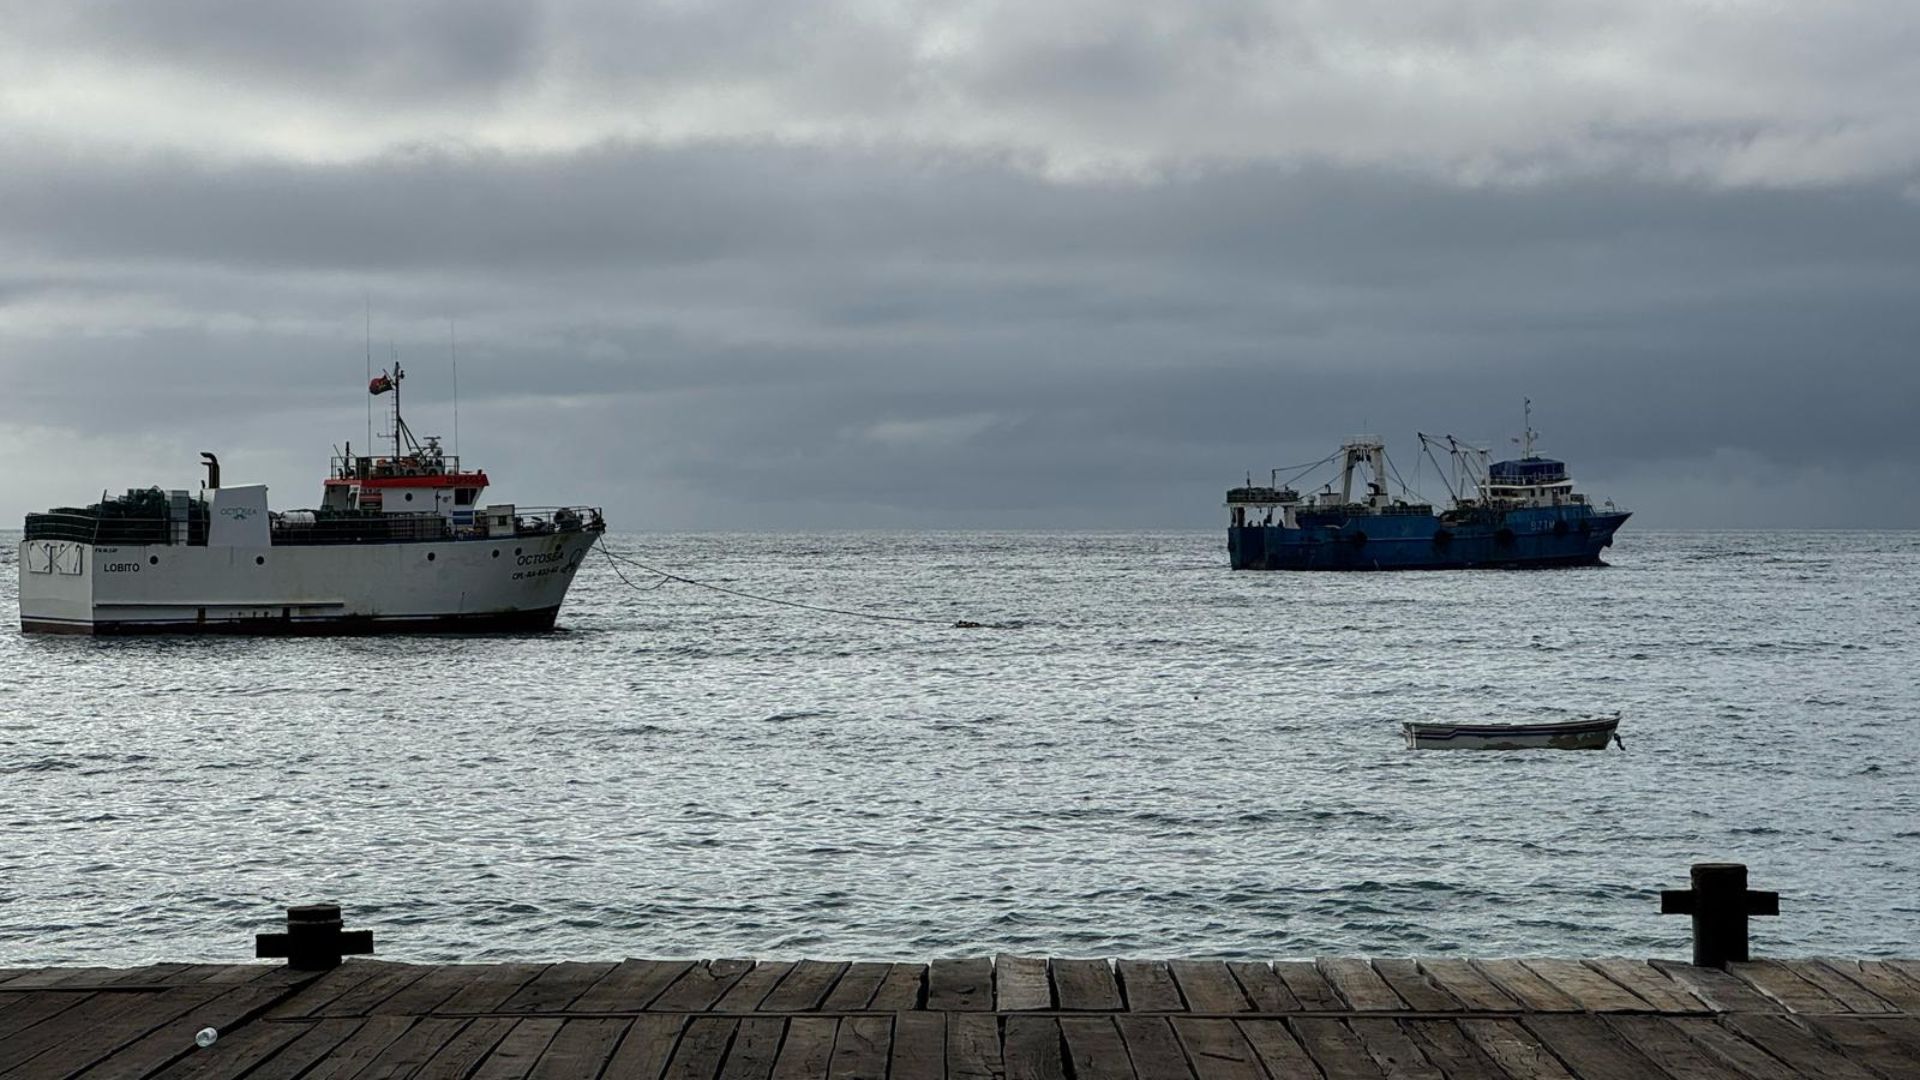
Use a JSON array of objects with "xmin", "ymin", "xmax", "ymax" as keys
[{"xmin": 369, "ymin": 372, "xmax": 394, "ymax": 395}]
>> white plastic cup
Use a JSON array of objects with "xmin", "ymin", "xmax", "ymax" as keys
[{"xmin": 195, "ymin": 1027, "xmax": 218, "ymax": 1048}]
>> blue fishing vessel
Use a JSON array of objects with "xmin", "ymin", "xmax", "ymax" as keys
[{"xmin": 1227, "ymin": 407, "xmax": 1629, "ymax": 570}]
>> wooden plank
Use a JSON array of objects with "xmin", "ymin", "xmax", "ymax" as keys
[
  {"xmin": 927, "ymin": 958, "xmax": 994, "ymax": 1012},
  {"xmin": 573, "ymin": 960, "xmax": 695, "ymax": 1013},
  {"xmin": 269, "ymin": 962, "xmax": 404, "ymax": 1019},
  {"xmin": 1399, "ymin": 1019, "xmax": 1509, "ymax": 1079},
  {"xmin": 1290, "ymin": 1018, "xmax": 1388, "ymax": 1079},
  {"xmin": 1775, "ymin": 960, "xmax": 1898, "ymax": 1013},
  {"xmin": 950, "ymin": 1013, "xmax": 1005, "ymax": 1079},
  {"xmin": 316, "ymin": 963, "xmax": 436, "ymax": 1017},
  {"xmin": 1661, "ymin": 1017, "xmax": 1800, "ymax": 1080},
  {"xmin": 0, "ymin": 990, "xmax": 89, "ymax": 1040},
  {"xmin": 529, "ymin": 1017, "xmax": 631, "ymax": 1079},
  {"xmin": 1600, "ymin": 1016, "xmax": 1753, "ymax": 1080},
  {"xmin": 1415, "ymin": 960, "xmax": 1518, "ymax": 1012},
  {"xmin": 1886, "ymin": 959, "xmax": 1920, "ymax": 985},
  {"xmin": 995, "ymin": 955, "xmax": 1052, "ymax": 1011},
  {"xmin": 200, "ymin": 965, "xmax": 279, "ymax": 985},
  {"xmin": 761, "ymin": 960, "xmax": 850, "ymax": 1012},
  {"xmin": 1367, "ymin": 961, "xmax": 1458, "ymax": 1013},
  {"xmin": 720, "ymin": 1016, "xmax": 789, "ymax": 1080},
  {"xmin": 821, "ymin": 963, "xmax": 891, "ymax": 1012},
  {"xmin": 233, "ymin": 1018, "xmax": 368, "ymax": 1080},
  {"xmin": 1521, "ymin": 1014, "xmax": 1662, "ymax": 1080},
  {"xmin": 147, "ymin": 1017, "xmax": 313, "ymax": 1080},
  {"xmin": 377, "ymin": 964, "xmax": 495, "ymax": 1015},
  {"xmin": 1855, "ymin": 1016, "xmax": 1920, "ymax": 1059},
  {"xmin": 1820, "ymin": 960, "xmax": 1920, "ymax": 1013},
  {"xmin": 1801, "ymin": 1016, "xmax": 1920, "ymax": 1080},
  {"xmin": 868, "ymin": 964, "xmax": 925, "ymax": 1012},
  {"xmin": 71, "ymin": 982, "xmax": 303, "ymax": 1080},
  {"xmin": 597, "ymin": 1014, "xmax": 685, "ymax": 1080},
  {"xmin": 434, "ymin": 963, "xmax": 550, "ymax": 1015},
  {"xmin": 771, "ymin": 1016, "xmax": 837, "ymax": 1080},
  {"xmin": 172, "ymin": 964, "xmax": 249, "ymax": 985},
  {"xmin": 1168, "ymin": 961, "xmax": 1251, "ymax": 1013},
  {"xmin": 1648, "ymin": 961, "xmax": 1782, "ymax": 1013},
  {"xmin": 414, "ymin": 1016, "xmax": 521, "ymax": 1080},
  {"xmin": 827, "ymin": 1015, "xmax": 892, "ymax": 1080},
  {"xmin": 469, "ymin": 1017, "xmax": 565, "ymax": 1080},
  {"xmin": 886, "ymin": 1013, "xmax": 945, "ymax": 1080},
  {"xmin": 0, "ymin": 984, "xmax": 217, "ymax": 1075},
  {"xmin": 1052, "ymin": 959, "xmax": 1123, "ymax": 1011},
  {"xmin": 1169, "ymin": 1017, "xmax": 1267, "ymax": 1080},
  {"xmin": 340, "ymin": 1016, "xmax": 472, "ymax": 1080},
  {"xmin": 1468, "ymin": 961, "xmax": 1581, "ymax": 1013},
  {"xmin": 1583, "ymin": 959, "xmax": 1709, "ymax": 1013},
  {"xmin": 1060, "ymin": 1016, "xmax": 1135, "ymax": 1080},
  {"xmin": 1316, "ymin": 960, "xmax": 1404, "ymax": 1013},
  {"xmin": 1726, "ymin": 960, "xmax": 1853, "ymax": 1014},
  {"xmin": 1720, "ymin": 1013, "xmax": 1883, "ymax": 1080},
  {"xmin": 1457, "ymin": 1018, "xmax": 1576, "ymax": 1080},
  {"xmin": 1001, "ymin": 1014, "xmax": 1062, "ymax": 1080},
  {"xmin": 653, "ymin": 960, "xmax": 756, "ymax": 1013},
  {"xmin": 501, "ymin": 961, "xmax": 620, "ymax": 1014},
  {"xmin": 714, "ymin": 962, "xmax": 793, "ymax": 1013},
  {"xmin": 1235, "ymin": 1019, "xmax": 1321, "ymax": 1078},
  {"xmin": 5, "ymin": 966, "xmax": 122, "ymax": 988},
  {"xmin": 1116, "ymin": 960, "xmax": 1184, "ymax": 1012},
  {"xmin": 663, "ymin": 1015, "xmax": 737, "ymax": 1080},
  {"xmin": 1516, "ymin": 959, "xmax": 1648, "ymax": 1012},
  {"xmin": 1345, "ymin": 1018, "xmax": 1445, "ymax": 1080},
  {"xmin": 294, "ymin": 1015, "xmax": 419, "ymax": 1080},
  {"xmin": 107, "ymin": 963, "xmax": 196, "ymax": 986},
  {"xmin": 1115, "ymin": 1015, "xmax": 1196, "ymax": 1079},
  {"xmin": 1226, "ymin": 963, "xmax": 1301, "ymax": 1012},
  {"xmin": 1271, "ymin": 962, "xmax": 1347, "ymax": 1011}
]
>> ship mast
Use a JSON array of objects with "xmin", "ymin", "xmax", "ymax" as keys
[{"xmin": 387, "ymin": 362, "xmax": 421, "ymax": 461}]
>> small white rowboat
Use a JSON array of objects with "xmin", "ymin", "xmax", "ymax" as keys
[{"xmin": 1403, "ymin": 713, "xmax": 1622, "ymax": 751}]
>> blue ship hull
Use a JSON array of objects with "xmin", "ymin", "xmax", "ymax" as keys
[{"xmin": 1229, "ymin": 506, "xmax": 1629, "ymax": 571}]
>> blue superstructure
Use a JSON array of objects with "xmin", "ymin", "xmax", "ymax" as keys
[{"xmin": 1227, "ymin": 417, "xmax": 1628, "ymax": 571}]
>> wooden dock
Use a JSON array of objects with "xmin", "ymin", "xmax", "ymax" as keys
[{"xmin": 3, "ymin": 954, "xmax": 1917, "ymax": 1078}]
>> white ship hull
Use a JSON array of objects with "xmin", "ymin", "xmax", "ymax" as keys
[{"xmin": 18, "ymin": 530, "xmax": 601, "ymax": 635}]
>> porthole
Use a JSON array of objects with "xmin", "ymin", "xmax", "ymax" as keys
[
  {"xmin": 255, "ymin": 555, "xmax": 266, "ymax": 565},
  {"xmin": 491, "ymin": 549, "xmax": 500, "ymax": 559},
  {"xmin": 514, "ymin": 547, "xmax": 522, "ymax": 555},
  {"xmin": 404, "ymin": 492, "xmax": 414, "ymax": 502},
  {"xmin": 427, "ymin": 552, "xmax": 436, "ymax": 562},
  {"xmin": 148, "ymin": 555, "xmax": 159, "ymax": 565}
]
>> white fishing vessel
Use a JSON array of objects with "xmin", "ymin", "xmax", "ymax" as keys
[{"xmin": 18, "ymin": 366, "xmax": 604, "ymax": 634}]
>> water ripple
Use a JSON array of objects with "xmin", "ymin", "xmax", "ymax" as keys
[{"xmin": 0, "ymin": 528, "xmax": 1916, "ymax": 964}]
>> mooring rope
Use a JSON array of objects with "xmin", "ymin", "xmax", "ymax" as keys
[{"xmin": 595, "ymin": 539, "xmax": 962, "ymax": 625}]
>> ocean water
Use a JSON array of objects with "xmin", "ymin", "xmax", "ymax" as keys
[{"xmin": 0, "ymin": 529, "xmax": 1915, "ymax": 966}]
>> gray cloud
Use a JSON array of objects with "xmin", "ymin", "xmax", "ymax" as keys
[{"xmin": 2, "ymin": 3, "xmax": 1918, "ymax": 529}]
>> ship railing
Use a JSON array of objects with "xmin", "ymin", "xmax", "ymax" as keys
[
  {"xmin": 481, "ymin": 506, "xmax": 607, "ymax": 538},
  {"xmin": 271, "ymin": 512, "xmax": 454, "ymax": 546},
  {"xmin": 24, "ymin": 512, "xmax": 209, "ymax": 546},
  {"xmin": 331, "ymin": 453, "xmax": 465, "ymax": 480}
]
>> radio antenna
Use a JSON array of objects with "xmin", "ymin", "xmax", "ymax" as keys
[
  {"xmin": 364, "ymin": 294, "xmax": 373, "ymax": 453},
  {"xmin": 449, "ymin": 317, "xmax": 460, "ymax": 460}
]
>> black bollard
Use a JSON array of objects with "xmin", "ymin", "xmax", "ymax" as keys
[
  {"xmin": 256, "ymin": 903, "xmax": 375, "ymax": 971},
  {"xmin": 1659, "ymin": 863, "xmax": 1779, "ymax": 968}
]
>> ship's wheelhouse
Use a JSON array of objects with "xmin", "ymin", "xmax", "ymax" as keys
[{"xmin": 1483, "ymin": 457, "xmax": 1586, "ymax": 508}]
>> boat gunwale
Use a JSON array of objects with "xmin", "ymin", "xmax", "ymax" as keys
[{"xmin": 1402, "ymin": 716, "xmax": 1620, "ymax": 738}]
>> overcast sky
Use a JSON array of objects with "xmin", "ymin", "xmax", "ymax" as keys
[{"xmin": 4, "ymin": 1, "xmax": 1918, "ymax": 528}]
